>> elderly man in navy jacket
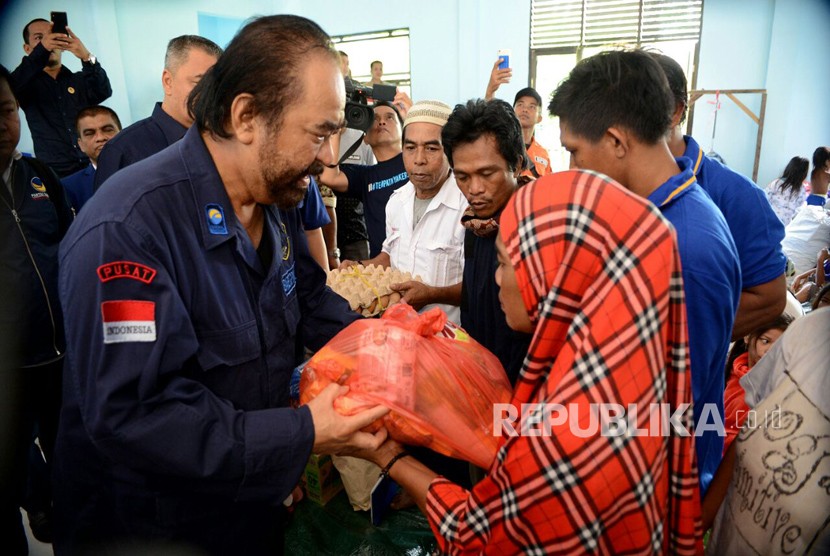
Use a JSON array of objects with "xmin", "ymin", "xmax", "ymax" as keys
[{"xmin": 53, "ymin": 16, "xmax": 387, "ymax": 555}]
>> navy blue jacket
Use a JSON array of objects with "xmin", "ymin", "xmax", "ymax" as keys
[
  {"xmin": 60, "ymin": 162, "xmax": 95, "ymax": 212},
  {"xmin": 0, "ymin": 155, "xmax": 72, "ymax": 367},
  {"xmin": 11, "ymin": 44, "xmax": 112, "ymax": 176},
  {"xmin": 94, "ymin": 102, "xmax": 186, "ymax": 190},
  {"xmin": 54, "ymin": 127, "xmax": 359, "ymax": 551},
  {"xmin": 93, "ymin": 103, "xmax": 329, "ymax": 229}
]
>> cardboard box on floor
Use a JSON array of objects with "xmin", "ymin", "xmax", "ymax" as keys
[{"xmin": 304, "ymin": 454, "xmax": 343, "ymax": 505}]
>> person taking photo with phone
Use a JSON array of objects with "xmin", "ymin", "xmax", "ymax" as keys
[
  {"xmin": 484, "ymin": 58, "xmax": 553, "ymax": 180},
  {"xmin": 11, "ymin": 16, "xmax": 112, "ymax": 177}
]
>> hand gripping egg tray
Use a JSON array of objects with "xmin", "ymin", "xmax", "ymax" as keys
[{"xmin": 327, "ymin": 264, "xmax": 423, "ymax": 317}]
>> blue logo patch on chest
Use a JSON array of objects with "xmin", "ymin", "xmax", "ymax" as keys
[
  {"xmin": 205, "ymin": 204, "xmax": 228, "ymax": 235},
  {"xmin": 282, "ymin": 263, "xmax": 297, "ymax": 296}
]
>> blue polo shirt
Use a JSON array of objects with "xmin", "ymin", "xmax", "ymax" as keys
[
  {"xmin": 648, "ymin": 156, "xmax": 741, "ymax": 496},
  {"xmin": 683, "ymin": 136, "xmax": 786, "ymax": 288},
  {"xmin": 55, "ymin": 126, "xmax": 359, "ymax": 549},
  {"xmin": 341, "ymin": 153, "xmax": 408, "ymax": 257}
]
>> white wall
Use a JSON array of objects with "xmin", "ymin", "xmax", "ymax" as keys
[
  {"xmin": 760, "ymin": 0, "xmax": 830, "ymax": 186},
  {"xmin": 694, "ymin": 0, "xmax": 830, "ymax": 185},
  {"xmin": 281, "ymin": 0, "xmax": 531, "ymax": 105},
  {"xmin": 2, "ymin": 0, "xmax": 133, "ymax": 154},
  {"xmin": 3, "ymin": 0, "xmax": 825, "ymax": 180},
  {"xmin": 1, "ymin": 0, "xmax": 530, "ymax": 155},
  {"xmin": 692, "ymin": 0, "xmax": 773, "ymax": 180}
]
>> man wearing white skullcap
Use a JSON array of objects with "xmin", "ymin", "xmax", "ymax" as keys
[{"xmin": 340, "ymin": 100, "xmax": 466, "ymax": 323}]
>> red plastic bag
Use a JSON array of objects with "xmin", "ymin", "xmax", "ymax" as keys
[{"xmin": 300, "ymin": 304, "xmax": 512, "ymax": 469}]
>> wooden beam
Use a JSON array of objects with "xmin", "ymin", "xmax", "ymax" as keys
[
  {"xmin": 752, "ymin": 92, "xmax": 767, "ymax": 183},
  {"xmin": 686, "ymin": 89, "xmax": 768, "ymax": 182},
  {"xmin": 725, "ymin": 92, "xmax": 760, "ymax": 125},
  {"xmin": 691, "ymin": 88, "xmax": 766, "ymax": 95},
  {"xmin": 688, "ymin": 91, "xmax": 705, "ymax": 106}
]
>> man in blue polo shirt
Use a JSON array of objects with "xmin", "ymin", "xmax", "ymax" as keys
[
  {"xmin": 550, "ymin": 49, "xmax": 741, "ymax": 496},
  {"xmin": 652, "ymin": 54, "xmax": 786, "ymax": 339}
]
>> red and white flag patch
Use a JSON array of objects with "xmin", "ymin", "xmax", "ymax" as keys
[{"xmin": 101, "ymin": 300, "xmax": 157, "ymax": 344}]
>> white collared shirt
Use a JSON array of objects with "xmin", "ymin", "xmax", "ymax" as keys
[
  {"xmin": 382, "ymin": 173, "xmax": 467, "ymax": 323},
  {"xmin": 782, "ymin": 204, "xmax": 830, "ymax": 275}
]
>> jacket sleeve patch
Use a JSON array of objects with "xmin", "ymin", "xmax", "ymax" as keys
[
  {"xmin": 97, "ymin": 261, "xmax": 157, "ymax": 284},
  {"xmin": 101, "ymin": 300, "xmax": 157, "ymax": 344}
]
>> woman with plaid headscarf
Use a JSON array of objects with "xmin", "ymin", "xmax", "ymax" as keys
[{"xmin": 355, "ymin": 170, "xmax": 702, "ymax": 554}]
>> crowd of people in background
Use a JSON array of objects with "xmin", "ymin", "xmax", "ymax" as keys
[{"xmin": 1, "ymin": 11, "xmax": 828, "ymax": 556}]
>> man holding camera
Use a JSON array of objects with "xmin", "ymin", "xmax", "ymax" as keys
[
  {"xmin": 321, "ymin": 101, "xmax": 408, "ymax": 258},
  {"xmin": 11, "ymin": 17, "xmax": 112, "ymax": 177}
]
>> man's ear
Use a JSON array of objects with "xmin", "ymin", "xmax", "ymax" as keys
[
  {"xmin": 514, "ymin": 155, "xmax": 524, "ymax": 178},
  {"xmin": 228, "ymin": 93, "xmax": 257, "ymax": 144},
  {"xmin": 670, "ymin": 102, "xmax": 685, "ymax": 128},
  {"xmin": 535, "ymin": 111, "xmax": 543, "ymax": 125},
  {"xmin": 605, "ymin": 127, "xmax": 630, "ymax": 159},
  {"xmin": 23, "ymin": 43, "xmax": 32, "ymax": 55},
  {"xmin": 161, "ymin": 69, "xmax": 173, "ymax": 96}
]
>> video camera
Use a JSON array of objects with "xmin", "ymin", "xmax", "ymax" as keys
[{"xmin": 344, "ymin": 77, "xmax": 397, "ymax": 132}]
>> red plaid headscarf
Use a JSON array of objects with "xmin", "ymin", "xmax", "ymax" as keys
[{"xmin": 426, "ymin": 171, "xmax": 702, "ymax": 554}]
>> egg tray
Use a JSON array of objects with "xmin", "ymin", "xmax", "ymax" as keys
[{"xmin": 327, "ymin": 264, "xmax": 422, "ymax": 317}]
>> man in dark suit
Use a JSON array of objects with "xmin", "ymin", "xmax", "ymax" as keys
[{"xmin": 60, "ymin": 105, "xmax": 120, "ymax": 212}]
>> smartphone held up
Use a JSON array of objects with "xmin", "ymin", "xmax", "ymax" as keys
[
  {"xmin": 50, "ymin": 11, "xmax": 68, "ymax": 35},
  {"xmin": 498, "ymin": 48, "xmax": 511, "ymax": 70}
]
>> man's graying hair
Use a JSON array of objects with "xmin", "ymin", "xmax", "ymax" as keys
[{"xmin": 164, "ymin": 35, "xmax": 223, "ymax": 72}]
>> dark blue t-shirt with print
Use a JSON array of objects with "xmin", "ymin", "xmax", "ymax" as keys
[{"xmin": 341, "ymin": 153, "xmax": 407, "ymax": 257}]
